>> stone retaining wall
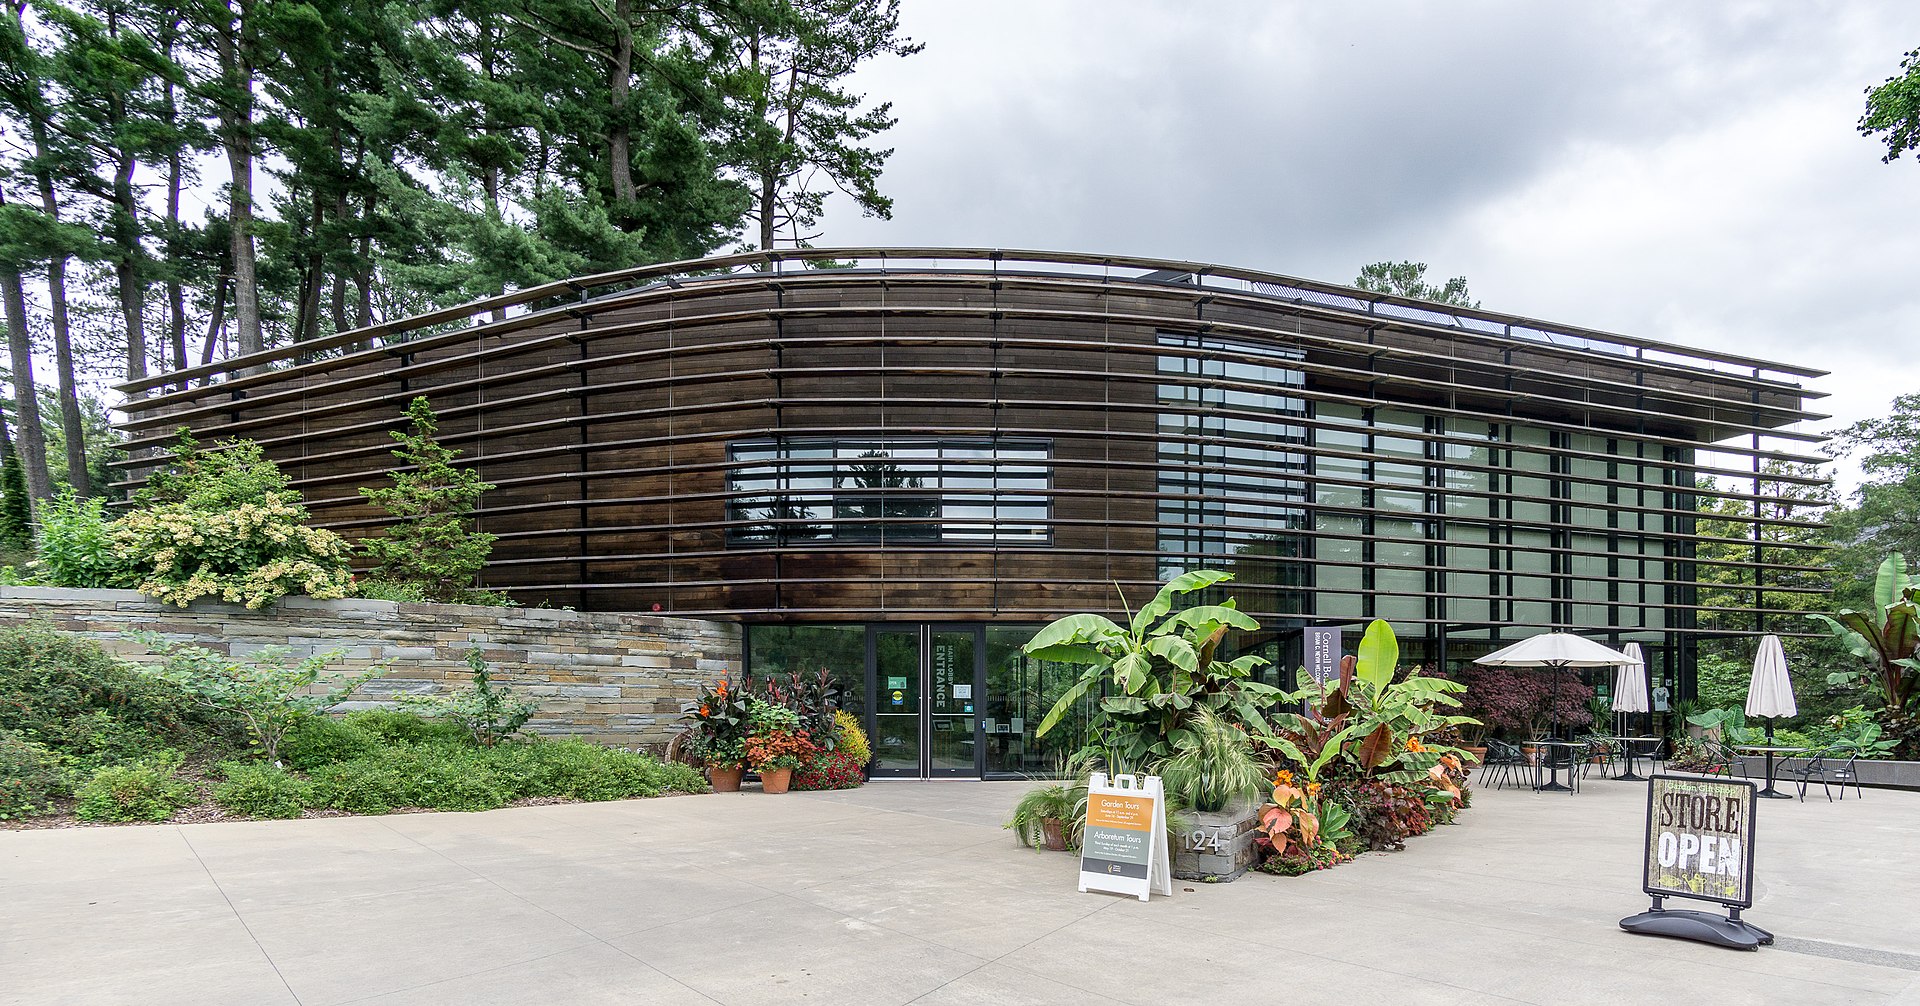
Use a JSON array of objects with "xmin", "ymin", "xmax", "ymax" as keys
[{"xmin": 0, "ymin": 587, "xmax": 741, "ymax": 749}]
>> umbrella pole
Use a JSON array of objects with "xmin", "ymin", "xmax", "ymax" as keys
[
  {"xmin": 1537, "ymin": 661, "xmax": 1574, "ymax": 793},
  {"xmin": 1757, "ymin": 718, "xmax": 1791, "ymax": 799}
]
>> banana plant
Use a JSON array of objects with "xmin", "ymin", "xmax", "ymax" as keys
[
  {"xmin": 1808, "ymin": 553, "xmax": 1919, "ymax": 714},
  {"xmin": 1266, "ymin": 619, "xmax": 1476, "ymax": 783},
  {"xmin": 1024, "ymin": 570, "xmax": 1285, "ymax": 766}
]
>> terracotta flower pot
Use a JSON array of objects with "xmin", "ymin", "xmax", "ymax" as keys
[
  {"xmin": 1464, "ymin": 746, "xmax": 1488, "ymax": 766},
  {"xmin": 1041, "ymin": 817, "xmax": 1068, "ymax": 852},
  {"xmin": 709, "ymin": 765, "xmax": 744, "ymax": 792},
  {"xmin": 760, "ymin": 766, "xmax": 794, "ymax": 794}
]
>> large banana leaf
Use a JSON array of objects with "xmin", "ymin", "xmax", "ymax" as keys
[
  {"xmin": 1145, "ymin": 634, "xmax": 1197, "ymax": 674},
  {"xmin": 1129, "ymin": 569, "xmax": 1234, "ymax": 636},
  {"xmin": 1355, "ymin": 619, "xmax": 1398, "ymax": 694},
  {"xmin": 1875, "ymin": 555, "xmax": 1913, "ymax": 617},
  {"xmin": 1161, "ymin": 604, "xmax": 1260, "ymax": 634},
  {"xmin": 1024, "ymin": 613, "xmax": 1126, "ymax": 654},
  {"xmin": 1034, "ymin": 668, "xmax": 1100, "ymax": 738}
]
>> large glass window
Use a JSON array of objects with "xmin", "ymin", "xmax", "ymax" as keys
[
  {"xmin": 984, "ymin": 626, "xmax": 1092, "ymax": 778},
  {"xmin": 727, "ymin": 438, "xmax": 1051, "ymax": 546},
  {"xmin": 1157, "ymin": 331, "xmax": 1308, "ymax": 603},
  {"xmin": 744, "ymin": 624, "xmax": 868, "ymax": 720}
]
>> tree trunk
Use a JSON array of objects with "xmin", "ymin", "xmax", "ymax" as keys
[
  {"xmin": 354, "ymin": 190, "xmax": 376, "ymax": 329},
  {"xmin": 0, "ymin": 192, "xmax": 52, "ymax": 503},
  {"xmin": 607, "ymin": 0, "xmax": 635, "ymax": 205},
  {"xmin": 200, "ymin": 271, "xmax": 230, "ymax": 366},
  {"xmin": 218, "ymin": 1, "xmax": 263, "ymax": 362},
  {"xmin": 329, "ymin": 187, "xmax": 349, "ymax": 335},
  {"xmin": 105, "ymin": 5, "xmax": 147, "ymax": 390},
  {"xmin": 293, "ymin": 191, "xmax": 324, "ymax": 347},
  {"xmin": 162, "ymin": 14, "xmax": 188, "ymax": 384},
  {"xmin": 27, "ymin": 119, "xmax": 89, "ymax": 496},
  {"xmin": 114, "ymin": 150, "xmax": 146, "ymax": 387}
]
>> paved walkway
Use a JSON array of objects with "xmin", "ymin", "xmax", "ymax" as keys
[{"xmin": 4, "ymin": 776, "xmax": 1918, "ymax": 1005}]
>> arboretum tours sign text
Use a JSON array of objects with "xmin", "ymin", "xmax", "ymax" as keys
[{"xmin": 1078, "ymin": 773, "xmax": 1171, "ymax": 902}]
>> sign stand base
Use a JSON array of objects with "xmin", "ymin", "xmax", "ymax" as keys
[{"xmin": 1620, "ymin": 898, "xmax": 1773, "ymax": 951}]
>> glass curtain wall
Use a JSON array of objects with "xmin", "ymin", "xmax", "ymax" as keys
[
  {"xmin": 1307, "ymin": 410, "xmax": 1682, "ymax": 648},
  {"xmin": 1155, "ymin": 332, "xmax": 1310, "ymax": 617}
]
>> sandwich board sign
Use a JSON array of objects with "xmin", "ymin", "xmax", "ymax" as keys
[
  {"xmin": 1619, "ymin": 774, "xmax": 1771, "ymax": 950},
  {"xmin": 1078, "ymin": 772, "xmax": 1172, "ymax": 902}
]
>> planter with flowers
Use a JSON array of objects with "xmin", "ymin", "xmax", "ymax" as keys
[
  {"xmin": 682, "ymin": 677, "xmax": 752, "ymax": 791},
  {"xmin": 745, "ymin": 699, "xmax": 814, "ymax": 795}
]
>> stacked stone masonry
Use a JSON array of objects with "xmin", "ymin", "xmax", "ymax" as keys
[{"xmin": 0, "ymin": 587, "xmax": 742, "ymax": 749}]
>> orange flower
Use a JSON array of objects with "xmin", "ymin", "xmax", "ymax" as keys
[
  {"xmin": 715, "ymin": 681, "xmax": 728, "ymax": 695},
  {"xmin": 1274, "ymin": 769, "xmax": 1295, "ymax": 786},
  {"xmin": 1406, "ymin": 737, "xmax": 1426, "ymax": 753},
  {"xmin": 1306, "ymin": 782, "xmax": 1322, "ymax": 797},
  {"xmin": 699, "ymin": 705, "xmax": 710, "ymax": 716}
]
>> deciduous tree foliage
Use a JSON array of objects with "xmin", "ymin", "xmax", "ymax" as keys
[
  {"xmin": 1861, "ymin": 46, "xmax": 1920, "ymax": 164},
  {"xmin": 0, "ymin": 0, "xmax": 918, "ymax": 499}
]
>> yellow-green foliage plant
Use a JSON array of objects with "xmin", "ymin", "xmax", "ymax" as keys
[{"xmin": 833, "ymin": 709, "xmax": 870, "ymax": 766}]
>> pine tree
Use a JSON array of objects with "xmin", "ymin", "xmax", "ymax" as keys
[
  {"xmin": 712, "ymin": 0, "xmax": 922, "ymax": 249},
  {"xmin": 359, "ymin": 397, "xmax": 496, "ymax": 602}
]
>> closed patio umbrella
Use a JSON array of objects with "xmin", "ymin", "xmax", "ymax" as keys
[
  {"xmin": 1610, "ymin": 643, "xmax": 1651, "ymax": 779},
  {"xmin": 1611, "ymin": 642, "xmax": 1649, "ymax": 715},
  {"xmin": 1746, "ymin": 634, "xmax": 1798, "ymax": 799},
  {"xmin": 1476, "ymin": 632, "xmax": 1634, "ymax": 791}
]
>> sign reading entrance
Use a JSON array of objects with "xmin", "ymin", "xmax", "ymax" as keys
[
  {"xmin": 1078, "ymin": 772, "xmax": 1171, "ymax": 902},
  {"xmin": 1620, "ymin": 775, "xmax": 1771, "ymax": 950}
]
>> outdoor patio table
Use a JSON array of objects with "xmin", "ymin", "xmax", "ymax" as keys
[
  {"xmin": 1605, "ymin": 735, "xmax": 1664, "ymax": 782},
  {"xmin": 1735, "ymin": 744, "xmax": 1810, "ymax": 800},
  {"xmin": 1529, "ymin": 739, "xmax": 1582, "ymax": 793}
]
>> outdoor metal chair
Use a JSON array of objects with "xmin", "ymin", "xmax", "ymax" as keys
[
  {"xmin": 1530, "ymin": 740, "xmax": 1582, "ymax": 794},
  {"xmin": 1481, "ymin": 740, "xmax": 1528, "ymax": 791},
  {"xmin": 1576, "ymin": 736, "xmax": 1619, "ymax": 780},
  {"xmin": 1697, "ymin": 735, "xmax": 1745, "ymax": 779},
  {"xmin": 1788, "ymin": 747, "xmax": 1865, "ymax": 802}
]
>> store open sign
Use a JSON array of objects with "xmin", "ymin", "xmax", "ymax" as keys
[{"xmin": 1620, "ymin": 775, "xmax": 1772, "ymax": 950}]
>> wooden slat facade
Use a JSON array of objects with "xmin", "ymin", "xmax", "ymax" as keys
[{"xmin": 113, "ymin": 250, "xmax": 1828, "ymax": 672}]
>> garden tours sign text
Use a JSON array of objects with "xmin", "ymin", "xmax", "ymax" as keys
[{"xmin": 1078, "ymin": 773, "xmax": 1171, "ymax": 902}]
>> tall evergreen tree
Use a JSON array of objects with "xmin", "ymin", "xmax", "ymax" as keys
[
  {"xmin": 712, "ymin": 0, "xmax": 921, "ymax": 249},
  {"xmin": 360, "ymin": 396, "xmax": 496, "ymax": 602}
]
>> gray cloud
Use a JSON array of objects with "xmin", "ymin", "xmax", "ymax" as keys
[{"xmin": 818, "ymin": 2, "xmax": 1920, "ymax": 488}]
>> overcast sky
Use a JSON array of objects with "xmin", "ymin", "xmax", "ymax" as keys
[{"xmin": 813, "ymin": 2, "xmax": 1920, "ymax": 492}]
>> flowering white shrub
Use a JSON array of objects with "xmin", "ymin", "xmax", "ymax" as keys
[{"xmin": 112, "ymin": 495, "xmax": 353, "ymax": 609}]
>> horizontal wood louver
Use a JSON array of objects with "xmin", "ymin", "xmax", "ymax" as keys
[{"xmin": 113, "ymin": 249, "xmax": 1829, "ymax": 644}]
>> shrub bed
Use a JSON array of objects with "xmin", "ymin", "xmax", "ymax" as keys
[{"xmin": 0, "ymin": 624, "xmax": 710, "ymax": 827}]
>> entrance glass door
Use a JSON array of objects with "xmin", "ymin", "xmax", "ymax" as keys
[
  {"xmin": 872, "ymin": 628, "xmax": 920, "ymax": 775},
  {"xmin": 866, "ymin": 625, "xmax": 984, "ymax": 778}
]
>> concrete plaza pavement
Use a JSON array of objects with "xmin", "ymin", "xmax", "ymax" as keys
[{"xmin": 4, "ymin": 775, "xmax": 1919, "ymax": 1005}]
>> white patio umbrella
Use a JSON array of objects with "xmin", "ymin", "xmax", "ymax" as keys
[
  {"xmin": 1610, "ymin": 642, "xmax": 1650, "ymax": 739},
  {"xmin": 1477, "ymin": 633, "xmax": 1634, "ymax": 731},
  {"xmin": 1476, "ymin": 631, "xmax": 1635, "ymax": 669},
  {"xmin": 1745, "ymin": 634, "xmax": 1797, "ymax": 722},
  {"xmin": 1746, "ymin": 634, "xmax": 1798, "ymax": 799},
  {"xmin": 1611, "ymin": 642, "xmax": 1650, "ymax": 714},
  {"xmin": 1609, "ymin": 642, "xmax": 1652, "ymax": 779},
  {"xmin": 1477, "ymin": 633, "xmax": 1634, "ymax": 733},
  {"xmin": 1476, "ymin": 632, "xmax": 1634, "ymax": 791}
]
